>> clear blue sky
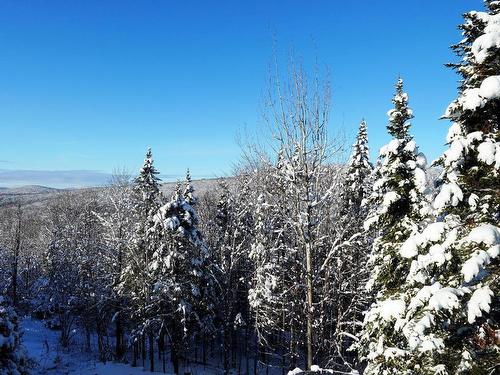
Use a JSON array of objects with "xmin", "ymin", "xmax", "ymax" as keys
[{"xmin": 0, "ymin": 0, "xmax": 478, "ymax": 186}]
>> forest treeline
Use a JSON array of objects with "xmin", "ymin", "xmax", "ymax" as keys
[{"xmin": 1, "ymin": 2, "xmax": 499, "ymax": 374}]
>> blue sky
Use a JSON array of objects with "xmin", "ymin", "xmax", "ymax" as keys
[{"xmin": 0, "ymin": 1, "xmax": 478, "ymax": 187}]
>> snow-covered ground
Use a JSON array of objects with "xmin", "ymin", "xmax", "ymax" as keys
[
  {"xmin": 22, "ymin": 317, "xmax": 151, "ymax": 374},
  {"xmin": 21, "ymin": 318, "xmax": 225, "ymax": 375}
]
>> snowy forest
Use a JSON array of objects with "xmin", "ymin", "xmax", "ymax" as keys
[{"xmin": 1, "ymin": 1, "xmax": 499, "ymax": 375}]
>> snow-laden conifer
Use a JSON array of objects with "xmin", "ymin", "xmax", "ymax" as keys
[
  {"xmin": 387, "ymin": 2, "xmax": 500, "ymax": 372},
  {"xmin": 150, "ymin": 171, "xmax": 214, "ymax": 374},
  {"xmin": 344, "ymin": 119, "xmax": 372, "ymax": 209},
  {"xmin": 363, "ymin": 78, "xmax": 429, "ymax": 291},
  {"xmin": 0, "ymin": 296, "xmax": 28, "ymax": 375},
  {"xmin": 118, "ymin": 148, "xmax": 162, "ymax": 346},
  {"xmin": 360, "ymin": 78, "xmax": 429, "ymax": 374}
]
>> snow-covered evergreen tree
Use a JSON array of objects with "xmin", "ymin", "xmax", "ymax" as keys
[
  {"xmin": 183, "ymin": 168, "xmax": 196, "ymax": 205},
  {"xmin": 118, "ymin": 148, "xmax": 162, "ymax": 347},
  {"xmin": 363, "ymin": 78, "xmax": 429, "ymax": 292},
  {"xmin": 360, "ymin": 78, "xmax": 429, "ymax": 374},
  {"xmin": 151, "ymin": 171, "xmax": 214, "ymax": 374},
  {"xmin": 0, "ymin": 296, "xmax": 27, "ymax": 375},
  {"xmin": 343, "ymin": 119, "xmax": 373, "ymax": 209},
  {"xmin": 386, "ymin": 3, "xmax": 500, "ymax": 373}
]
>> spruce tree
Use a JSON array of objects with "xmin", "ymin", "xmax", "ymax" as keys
[
  {"xmin": 392, "ymin": 2, "xmax": 499, "ymax": 373},
  {"xmin": 0, "ymin": 296, "xmax": 28, "ymax": 375},
  {"xmin": 344, "ymin": 119, "xmax": 373, "ymax": 209},
  {"xmin": 151, "ymin": 171, "xmax": 214, "ymax": 374},
  {"xmin": 363, "ymin": 78, "xmax": 428, "ymax": 292},
  {"xmin": 360, "ymin": 78, "xmax": 429, "ymax": 374},
  {"xmin": 118, "ymin": 148, "xmax": 162, "ymax": 357}
]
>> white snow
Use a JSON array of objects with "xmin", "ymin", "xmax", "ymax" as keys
[
  {"xmin": 446, "ymin": 123, "xmax": 462, "ymax": 143},
  {"xmin": 479, "ymin": 75, "xmax": 500, "ymax": 100},
  {"xmin": 428, "ymin": 287, "xmax": 462, "ymax": 311},
  {"xmin": 21, "ymin": 318, "xmax": 231, "ymax": 375},
  {"xmin": 451, "ymin": 76, "xmax": 500, "ymax": 113},
  {"xmin": 472, "ymin": 13, "xmax": 500, "ymax": 63},
  {"xmin": 466, "ymin": 224, "xmax": 500, "ymax": 246},
  {"xmin": 434, "ymin": 182, "xmax": 463, "ymax": 210},
  {"xmin": 458, "ymin": 77, "xmax": 500, "ymax": 112},
  {"xmin": 443, "ymin": 138, "xmax": 467, "ymax": 166},
  {"xmin": 462, "ymin": 250, "xmax": 491, "ymax": 282},
  {"xmin": 460, "ymin": 88, "xmax": 483, "ymax": 111},
  {"xmin": 428, "ymin": 244, "xmax": 447, "ymax": 266},
  {"xmin": 414, "ymin": 167, "xmax": 427, "ymax": 192},
  {"xmin": 488, "ymin": 244, "xmax": 500, "ymax": 258},
  {"xmin": 380, "ymin": 191, "xmax": 400, "ymax": 213},
  {"xmin": 401, "ymin": 222, "xmax": 447, "ymax": 259},
  {"xmin": 421, "ymin": 222, "xmax": 446, "ymax": 242},
  {"xmin": 407, "ymin": 282, "xmax": 441, "ymax": 313},
  {"xmin": 382, "ymin": 139, "xmax": 401, "ymax": 155},
  {"xmin": 403, "ymin": 140, "xmax": 416, "ymax": 153},
  {"xmin": 460, "ymin": 225, "xmax": 499, "ymax": 282},
  {"xmin": 379, "ymin": 298, "xmax": 405, "ymax": 321},
  {"xmin": 468, "ymin": 193, "xmax": 479, "ymax": 210},
  {"xmin": 400, "ymin": 236, "xmax": 419, "ymax": 258},
  {"xmin": 478, "ymin": 140, "xmax": 499, "ymax": 168},
  {"xmin": 416, "ymin": 152, "xmax": 427, "ymax": 168},
  {"xmin": 467, "ymin": 286, "xmax": 493, "ymax": 324},
  {"xmin": 287, "ymin": 366, "xmax": 335, "ymax": 375}
]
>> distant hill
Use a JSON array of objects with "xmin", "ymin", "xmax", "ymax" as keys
[
  {"xmin": 0, "ymin": 185, "xmax": 64, "ymax": 206},
  {"xmin": 0, "ymin": 185, "xmax": 60, "ymax": 195},
  {"xmin": 0, "ymin": 168, "xmax": 441, "ymax": 208},
  {"xmin": 0, "ymin": 178, "xmax": 228, "ymax": 207}
]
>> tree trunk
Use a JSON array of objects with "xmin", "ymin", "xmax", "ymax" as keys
[
  {"xmin": 85, "ymin": 325, "xmax": 91, "ymax": 352},
  {"xmin": 132, "ymin": 341, "xmax": 138, "ymax": 367},
  {"xmin": 142, "ymin": 334, "xmax": 146, "ymax": 367},
  {"xmin": 305, "ymin": 241, "xmax": 314, "ymax": 370},
  {"xmin": 253, "ymin": 337, "xmax": 258, "ymax": 375},
  {"xmin": 115, "ymin": 314, "xmax": 124, "ymax": 360},
  {"xmin": 170, "ymin": 326, "xmax": 181, "ymax": 375},
  {"xmin": 245, "ymin": 327, "xmax": 249, "ymax": 375},
  {"xmin": 202, "ymin": 335, "xmax": 207, "ymax": 365},
  {"xmin": 223, "ymin": 323, "xmax": 230, "ymax": 374},
  {"xmin": 149, "ymin": 333, "xmax": 155, "ymax": 372}
]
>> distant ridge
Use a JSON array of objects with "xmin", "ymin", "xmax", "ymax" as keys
[
  {"xmin": 0, "ymin": 185, "xmax": 60, "ymax": 195},
  {"xmin": 0, "ymin": 169, "xmax": 113, "ymax": 189}
]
